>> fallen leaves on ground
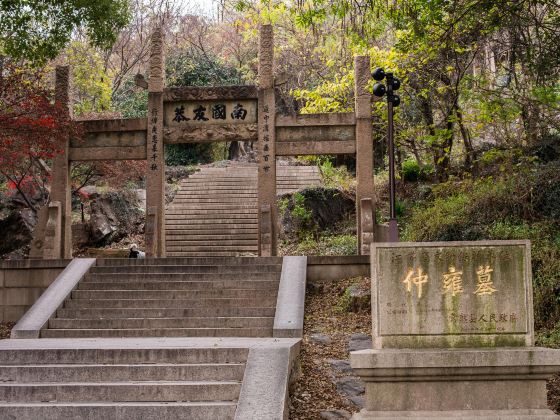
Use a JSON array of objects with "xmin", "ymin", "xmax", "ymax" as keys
[{"xmin": 290, "ymin": 277, "xmax": 371, "ymax": 420}]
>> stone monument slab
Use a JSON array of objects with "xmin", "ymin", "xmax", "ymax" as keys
[{"xmin": 371, "ymin": 240, "xmax": 533, "ymax": 348}]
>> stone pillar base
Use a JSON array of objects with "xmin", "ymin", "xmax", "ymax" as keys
[{"xmin": 350, "ymin": 347, "xmax": 560, "ymax": 419}]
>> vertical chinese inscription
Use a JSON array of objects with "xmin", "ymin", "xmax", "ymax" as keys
[
  {"xmin": 149, "ymin": 107, "xmax": 159, "ymax": 171},
  {"xmin": 145, "ymin": 27, "xmax": 165, "ymax": 257},
  {"xmin": 257, "ymin": 24, "xmax": 277, "ymax": 256}
]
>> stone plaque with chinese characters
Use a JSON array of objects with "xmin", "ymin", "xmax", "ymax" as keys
[
  {"xmin": 163, "ymin": 100, "xmax": 257, "ymax": 144},
  {"xmin": 371, "ymin": 241, "xmax": 533, "ymax": 349}
]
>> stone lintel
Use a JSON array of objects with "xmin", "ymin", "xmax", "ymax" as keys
[
  {"xmin": 69, "ymin": 146, "xmax": 147, "ymax": 161},
  {"xmin": 276, "ymin": 140, "xmax": 356, "ymax": 156},
  {"xmin": 79, "ymin": 118, "xmax": 147, "ymax": 133},
  {"xmin": 276, "ymin": 112, "xmax": 355, "ymax": 127},
  {"xmin": 164, "ymin": 123, "xmax": 258, "ymax": 144},
  {"xmin": 163, "ymin": 85, "xmax": 258, "ymax": 101}
]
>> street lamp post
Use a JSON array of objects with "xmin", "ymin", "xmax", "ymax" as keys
[{"xmin": 372, "ymin": 67, "xmax": 401, "ymax": 242}]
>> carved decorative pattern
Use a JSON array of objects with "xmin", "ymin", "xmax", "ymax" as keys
[{"xmin": 163, "ymin": 86, "xmax": 258, "ymax": 101}]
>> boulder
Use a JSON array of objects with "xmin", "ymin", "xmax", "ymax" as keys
[
  {"xmin": 320, "ymin": 409, "xmax": 352, "ymax": 420},
  {"xmin": 346, "ymin": 284, "xmax": 371, "ymax": 312},
  {"xmin": 348, "ymin": 333, "xmax": 372, "ymax": 352},
  {"xmin": 280, "ymin": 187, "xmax": 355, "ymax": 236},
  {"xmin": 86, "ymin": 191, "xmax": 143, "ymax": 246},
  {"xmin": 0, "ymin": 209, "xmax": 36, "ymax": 257},
  {"xmin": 335, "ymin": 376, "xmax": 365, "ymax": 398},
  {"xmin": 309, "ymin": 333, "xmax": 332, "ymax": 346}
]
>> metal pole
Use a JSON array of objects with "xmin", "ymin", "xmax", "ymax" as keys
[{"xmin": 386, "ymin": 73, "xmax": 399, "ymax": 242}]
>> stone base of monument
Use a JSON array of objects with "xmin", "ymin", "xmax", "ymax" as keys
[{"xmin": 350, "ymin": 347, "xmax": 560, "ymax": 419}]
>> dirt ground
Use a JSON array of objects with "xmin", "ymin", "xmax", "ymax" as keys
[{"xmin": 289, "ymin": 277, "xmax": 371, "ymax": 419}]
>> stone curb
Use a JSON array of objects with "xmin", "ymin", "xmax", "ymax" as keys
[
  {"xmin": 11, "ymin": 258, "xmax": 96, "ymax": 339},
  {"xmin": 273, "ymin": 256, "xmax": 306, "ymax": 338},
  {"xmin": 234, "ymin": 339, "xmax": 301, "ymax": 420}
]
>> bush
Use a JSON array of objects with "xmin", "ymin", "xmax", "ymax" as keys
[
  {"xmin": 165, "ymin": 144, "xmax": 215, "ymax": 166},
  {"xmin": 402, "ymin": 163, "xmax": 560, "ymax": 335},
  {"xmin": 401, "ymin": 159, "xmax": 434, "ymax": 182}
]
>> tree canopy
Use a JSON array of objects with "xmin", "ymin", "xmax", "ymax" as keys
[{"xmin": 0, "ymin": 0, "xmax": 130, "ymax": 65}]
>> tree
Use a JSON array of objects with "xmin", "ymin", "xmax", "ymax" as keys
[
  {"xmin": 0, "ymin": 0, "xmax": 130, "ymax": 65},
  {"xmin": 0, "ymin": 59, "xmax": 77, "ymax": 210}
]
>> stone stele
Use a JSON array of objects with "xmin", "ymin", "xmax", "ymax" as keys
[
  {"xmin": 372, "ymin": 240, "xmax": 533, "ymax": 349},
  {"xmin": 350, "ymin": 240, "xmax": 560, "ymax": 419}
]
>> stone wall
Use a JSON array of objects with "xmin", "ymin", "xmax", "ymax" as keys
[{"xmin": 0, "ymin": 260, "xmax": 70, "ymax": 322}]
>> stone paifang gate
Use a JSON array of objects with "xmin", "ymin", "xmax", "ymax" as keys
[{"xmin": 31, "ymin": 24, "xmax": 382, "ymax": 259}]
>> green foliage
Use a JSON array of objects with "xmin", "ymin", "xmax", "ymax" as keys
[
  {"xmin": 289, "ymin": 233, "xmax": 357, "ymax": 256},
  {"xmin": 318, "ymin": 158, "xmax": 356, "ymax": 192},
  {"xmin": 401, "ymin": 159, "xmax": 434, "ymax": 182},
  {"xmin": 67, "ymin": 41, "xmax": 113, "ymax": 116},
  {"xmin": 112, "ymin": 78, "xmax": 148, "ymax": 118},
  {"xmin": 165, "ymin": 144, "xmax": 215, "ymax": 167},
  {"xmin": 402, "ymin": 162, "xmax": 560, "ymax": 334},
  {"xmin": 166, "ymin": 51, "xmax": 243, "ymax": 87},
  {"xmin": 0, "ymin": 0, "xmax": 130, "ymax": 65}
]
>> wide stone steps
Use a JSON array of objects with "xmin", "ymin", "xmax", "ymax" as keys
[
  {"xmin": 41, "ymin": 328, "xmax": 272, "ymax": 338},
  {"xmin": 83, "ymin": 272, "xmax": 279, "ymax": 281},
  {"xmin": 89, "ymin": 264, "xmax": 280, "ymax": 273},
  {"xmin": 63, "ymin": 297, "xmax": 277, "ymax": 309},
  {"xmin": 70, "ymin": 289, "xmax": 275, "ymax": 299},
  {"xmin": 0, "ymin": 363, "xmax": 245, "ymax": 383},
  {"xmin": 43, "ymin": 258, "xmax": 282, "ymax": 339},
  {"xmin": 0, "ymin": 343, "xmax": 246, "ymax": 419},
  {"xmin": 56, "ymin": 307, "xmax": 276, "ymax": 319},
  {"xmin": 166, "ymin": 162, "xmax": 321, "ymax": 256},
  {"xmin": 48, "ymin": 317, "xmax": 274, "ymax": 329},
  {"xmin": 78, "ymin": 280, "xmax": 278, "ymax": 290}
]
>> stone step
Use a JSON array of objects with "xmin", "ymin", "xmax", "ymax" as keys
[
  {"xmin": 177, "ymin": 185, "xmax": 258, "ymax": 191},
  {"xmin": 0, "ymin": 346, "xmax": 248, "ymax": 365},
  {"xmin": 79, "ymin": 280, "xmax": 279, "ymax": 290},
  {"xmin": 90, "ymin": 264, "xmax": 280, "ymax": 274},
  {"xmin": 41, "ymin": 328, "xmax": 272, "ymax": 338},
  {"xmin": 94, "ymin": 256, "xmax": 281, "ymax": 266},
  {"xmin": 165, "ymin": 246, "xmax": 258, "ymax": 252},
  {"xmin": 63, "ymin": 297, "xmax": 277, "ymax": 309},
  {"xmin": 165, "ymin": 226, "xmax": 258, "ymax": 233},
  {"xmin": 164, "ymin": 224, "xmax": 258, "ymax": 230},
  {"xmin": 167, "ymin": 252, "xmax": 257, "ymax": 257},
  {"xmin": 170, "ymin": 198, "xmax": 257, "ymax": 203},
  {"xmin": 165, "ymin": 240, "xmax": 258, "ymax": 247},
  {"xmin": 0, "ymin": 381, "xmax": 241, "ymax": 402},
  {"xmin": 167, "ymin": 204, "xmax": 257, "ymax": 209},
  {"xmin": 49, "ymin": 317, "xmax": 274, "ymax": 329},
  {"xmin": 84, "ymin": 272, "xmax": 280, "ymax": 281},
  {"xmin": 70, "ymin": 289, "xmax": 276, "ymax": 300},
  {"xmin": 0, "ymin": 363, "xmax": 245, "ymax": 383},
  {"xmin": 165, "ymin": 210, "xmax": 258, "ymax": 216},
  {"xmin": 165, "ymin": 216, "xmax": 257, "ymax": 223},
  {"xmin": 0, "ymin": 401, "xmax": 237, "ymax": 420},
  {"xmin": 164, "ymin": 235, "xmax": 258, "ymax": 241},
  {"xmin": 57, "ymin": 307, "xmax": 276, "ymax": 319}
]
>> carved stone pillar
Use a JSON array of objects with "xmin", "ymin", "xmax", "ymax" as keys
[
  {"xmin": 145, "ymin": 27, "xmax": 166, "ymax": 257},
  {"xmin": 257, "ymin": 24, "xmax": 277, "ymax": 256},
  {"xmin": 354, "ymin": 56, "xmax": 374, "ymax": 255},
  {"xmin": 49, "ymin": 66, "xmax": 72, "ymax": 258}
]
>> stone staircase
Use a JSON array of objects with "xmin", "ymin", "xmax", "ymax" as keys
[
  {"xmin": 41, "ymin": 257, "xmax": 282, "ymax": 339},
  {"xmin": 0, "ymin": 339, "xmax": 249, "ymax": 419},
  {"xmin": 165, "ymin": 163, "xmax": 322, "ymax": 257}
]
